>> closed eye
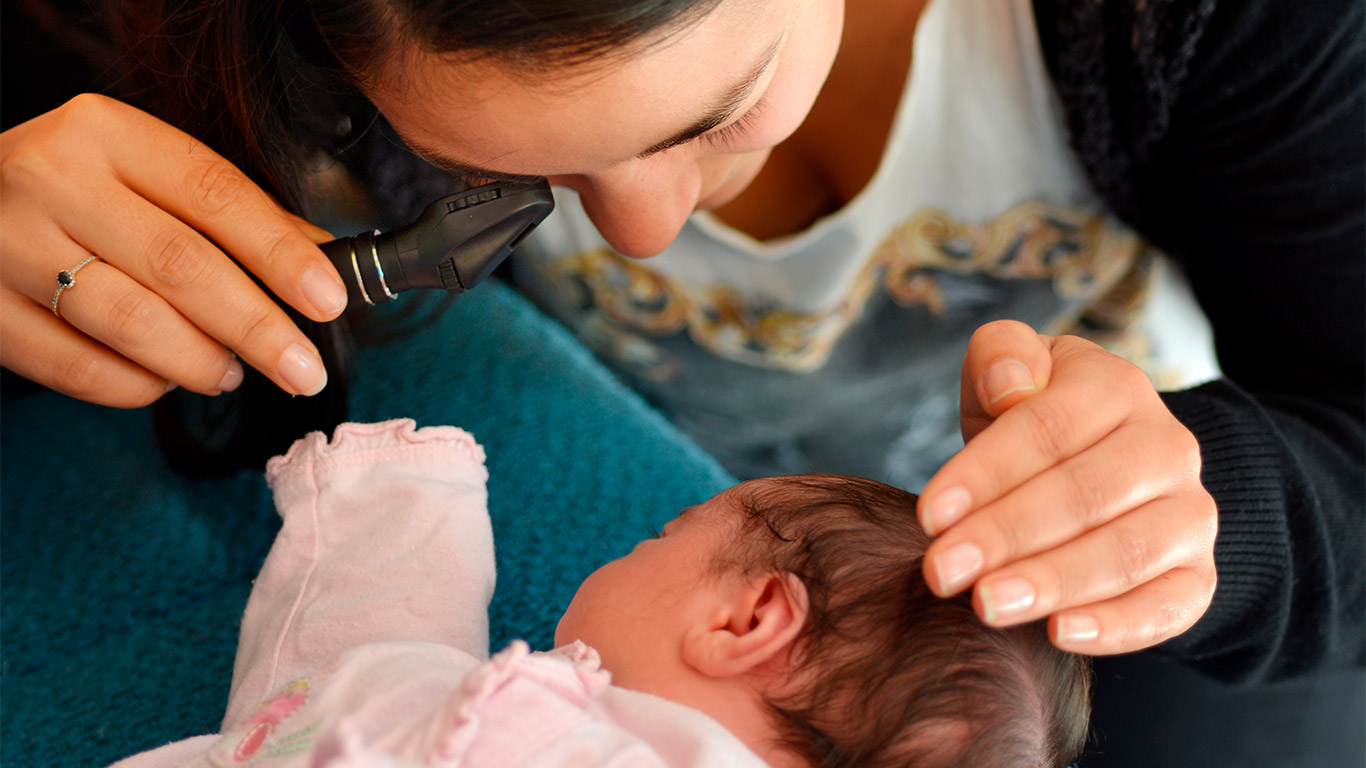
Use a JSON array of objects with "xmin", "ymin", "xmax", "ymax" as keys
[{"xmin": 699, "ymin": 97, "xmax": 767, "ymax": 150}]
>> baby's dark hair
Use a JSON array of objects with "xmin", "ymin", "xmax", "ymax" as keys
[{"xmin": 718, "ymin": 474, "xmax": 1090, "ymax": 768}]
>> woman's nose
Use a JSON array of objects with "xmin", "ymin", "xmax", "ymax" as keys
[{"xmin": 551, "ymin": 157, "xmax": 702, "ymax": 259}]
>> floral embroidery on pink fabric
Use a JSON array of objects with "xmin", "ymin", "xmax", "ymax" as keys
[{"xmin": 209, "ymin": 679, "xmax": 320, "ymax": 765}]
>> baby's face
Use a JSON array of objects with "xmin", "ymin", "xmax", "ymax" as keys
[{"xmin": 554, "ymin": 484, "xmax": 753, "ymax": 692}]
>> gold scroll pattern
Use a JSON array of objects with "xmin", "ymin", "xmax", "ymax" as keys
[{"xmin": 535, "ymin": 201, "xmax": 1157, "ymax": 374}]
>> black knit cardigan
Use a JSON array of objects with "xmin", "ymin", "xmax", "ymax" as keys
[{"xmin": 1035, "ymin": 0, "xmax": 1364, "ymax": 685}]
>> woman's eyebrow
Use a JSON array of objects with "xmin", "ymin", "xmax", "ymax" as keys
[
  {"xmin": 402, "ymin": 34, "xmax": 783, "ymax": 180},
  {"xmin": 635, "ymin": 35, "xmax": 783, "ymax": 159}
]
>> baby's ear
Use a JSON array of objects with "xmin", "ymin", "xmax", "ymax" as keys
[{"xmin": 682, "ymin": 572, "xmax": 809, "ymax": 679}]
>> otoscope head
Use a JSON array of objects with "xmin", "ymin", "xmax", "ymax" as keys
[{"xmin": 320, "ymin": 178, "xmax": 554, "ymax": 311}]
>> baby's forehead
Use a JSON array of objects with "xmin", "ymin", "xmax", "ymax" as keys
[
  {"xmin": 677, "ymin": 481, "xmax": 770, "ymax": 529},
  {"xmin": 701, "ymin": 478, "xmax": 779, "ymax": 513},
  {"xmin": 727, "ymin": 476, "xmax": 792, "ymax": 500},
  {"xmin": 691, "ymin": 477, "xmax": 804, "ymax": 526},
  {"xmin": 684, "ymin": 488, "xmax": 742, "ymax": 521},
  {"xmin": 722, "ymin": 475, "xmax": 832, "ymax": 506},
  {"xmin": 702, "ymin": 474, "xmax": 924, "ymax": 534}
]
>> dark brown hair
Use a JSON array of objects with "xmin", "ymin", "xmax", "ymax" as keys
[
  {"xmin": 100, "ymin": 0, "xmax": 723, "ymax": 219},
  {"xmin": 721, "ymin": 474, "xmax": 1091, "ymax": 768},
  {"xmin": 49, "ymin": 0, "xmax": 720, "ymax": 473}
]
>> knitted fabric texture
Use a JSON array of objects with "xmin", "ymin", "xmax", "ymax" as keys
[
  {"xmin": 1032, "ymin": 0, "xmax": 1218, "ymax": 225},
  {"xmin": 0, "ymin": 282, "xmax": 735, "ymax": 768}
]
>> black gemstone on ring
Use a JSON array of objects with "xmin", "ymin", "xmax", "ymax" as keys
[{"xmin": 57, "ymin": 271, "xmax": 74, "ymax": 287}]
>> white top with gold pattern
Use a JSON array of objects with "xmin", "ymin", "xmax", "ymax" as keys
[{"xmin": 512, "ymin": 0, "xmax": 1217, "ymax": 488}]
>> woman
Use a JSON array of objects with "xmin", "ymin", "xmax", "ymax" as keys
[{"xmin": 1, "ymin": 0, "xmax": 1361, "ymax": 765}]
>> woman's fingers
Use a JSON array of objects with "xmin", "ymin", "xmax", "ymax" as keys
[
  {"xmin": 1, "ymin": 93, "xmax": 342, "ymax": 400},
  {"xmin": 93, "ymin": 95, "xmax": 348, "ymax": 319},
  {"xmin": 969, "ymin": 497, "xmax": 1214, "ymax": 627},
  {"xmin": 957, "ymin": 319, "xmax": 1054, "ymax": 439},
  {"xmin": 45, "ymin": 258, "xmax": 246, "ymax": 396},
  {"xmin": 923, "ymin": 420, "xmax": 1190, "ymax": 596},
  {"xmin": 920, "ymin": 336, "xmax": 1137, "ymax": 536},
  {"xmin": 1, "ymin": 195, "xmax": 250, "ymax": 397},
  {"xmin": 964, "ymin": 497, "xmax": 1216, "ymax": 654},
  {"xmin": 923, "ymin": 321, "xmax": 1218, "ymax": 654},
  {"xmin": 1048, "ymin": 566, "xmax": 1217, "ymax": 654},
  {"xmin": 0, "ymin": 285, "xmax": 169, "ymax": 407},
  {"xmin": 61, "ymin": 180, "xmax": 326, "ymax": 396}
]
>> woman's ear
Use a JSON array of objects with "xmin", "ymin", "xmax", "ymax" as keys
[{"xmin": 681, "ymin": 572, "xmax": 809, "ymax": 679}]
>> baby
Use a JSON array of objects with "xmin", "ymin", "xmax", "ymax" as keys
[{"xmin": 113, "ymin": 420, "xmax": 1088, "ymax": 768}]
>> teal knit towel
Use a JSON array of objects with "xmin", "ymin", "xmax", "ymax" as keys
[{"xmin": 1, "ymin": 281, "xmax": 734, "ymax": 767}]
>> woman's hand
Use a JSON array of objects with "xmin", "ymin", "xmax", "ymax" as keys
[
  {"xmin": 919, "ymin": 320, "xmax": 1218, "ymax": 654},
  {"xmin": 0, "ymin": 94, "xmax": 347, "ymax": 407}
]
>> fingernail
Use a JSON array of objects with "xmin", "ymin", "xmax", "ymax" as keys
[
  {"xmin": 923, "ymin": 486, "xmax": 971, "ymax": 536},
  {"xmin": 217, "ymin": 358, "xmax": 244, "ymax": 393},
  {"xmin": 985, "ymin": 359, "xmax": 1036, "ymax": 404},
  {"xmin": 301, "ymin": 267, "xmax": 347, "ymax": 316},
  {"xmin": 1056, "ymin": 614, "xmax": 1100, "ymax": 645},
  {"xmin": 164, "ymin": 381, "xmax": 179, "ymax": 394},
  {"xmin": 934, "ymin": 541, "xmax": 984, "ymax": 594},
  {"xmin": 277, "ymin": 344, "xmax": 327, "ymax": 396},
  {"xmin": 980, "ymin": 577, "xmax": 1036, "ymax": 622}
]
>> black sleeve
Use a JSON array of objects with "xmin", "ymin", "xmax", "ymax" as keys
[
  {"xmin": 1044, "ymin": 0, "xmax": 1365, "ymax": 684},
  {"xmin": 1145, "ymin": 0, "xmax": 1364, "ymax": 684}
]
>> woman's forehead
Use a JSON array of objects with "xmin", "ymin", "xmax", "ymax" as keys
[{"xmin": 366, "ymin": 0, "xmax": 790, "ymax": 177}]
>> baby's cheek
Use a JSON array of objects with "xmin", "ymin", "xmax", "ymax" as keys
[
  {"xmin": 552, "ymin": 610, "xmax": 572, "ymax": 647},
  {"xmin": 554, "ymin": 585, "xmax": 591, "ymax": 647},
  {"xmin": 554, "ymin": 562, "xmax": 616, "ymax": 646}
]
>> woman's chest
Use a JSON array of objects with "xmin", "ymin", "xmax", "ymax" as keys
[{"xmin": 712, "ymin": 0, "xmax": 925, "ymax": 240}]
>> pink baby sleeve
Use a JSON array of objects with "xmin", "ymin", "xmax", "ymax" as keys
[{"xmin": 222, "ymin": 419, "xmax": 494, "ymax": 729}]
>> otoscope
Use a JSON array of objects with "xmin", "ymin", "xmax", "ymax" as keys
[{"xmin": 319, "ymin": 178, "xmax": 555, "ymax": 311}]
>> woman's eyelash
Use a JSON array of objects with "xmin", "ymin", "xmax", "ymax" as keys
[{"xmin": 700, "ymin": 99, "xmax": 766, "ymax": 149}]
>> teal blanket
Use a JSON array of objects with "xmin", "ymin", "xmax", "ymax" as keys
[{"xmin": 1, "ymin": 283, "xmax": 735, "ymax": 767}]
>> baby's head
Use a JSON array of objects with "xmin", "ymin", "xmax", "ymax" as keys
[{"xmin": 555, "ymin": 474, "xmax": 1090, "ymax": 768}]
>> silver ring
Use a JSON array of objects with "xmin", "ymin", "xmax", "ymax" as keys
[{"xmin": 51, "ymin": 255, "xmax": 101, "ymax": 317}]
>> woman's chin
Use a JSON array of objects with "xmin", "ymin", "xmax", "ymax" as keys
[
  {"xmin": 695, "ymin": 153, "xmax": 768, "ymax": 211},
  {"xmin": 694, "ymin": 192, "xmax": 733, "ymax": 211},
  {"xmin": 696, "ymin": 179, "xmax": 748, "ymax": 211}
]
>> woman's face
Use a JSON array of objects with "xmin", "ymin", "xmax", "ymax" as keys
[{"xmin": 366, "ymin": 0, "xmax": 844, "ymax": 258}]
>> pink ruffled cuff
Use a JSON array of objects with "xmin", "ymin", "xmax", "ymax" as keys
[{"xmin": 266, "ymin": 419, "xmax": 487, "ymax": 490}]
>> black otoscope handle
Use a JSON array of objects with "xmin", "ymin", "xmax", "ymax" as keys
[{"xmin": 319, "ymin": 178, "xmax": 554, "ymax": 312}]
